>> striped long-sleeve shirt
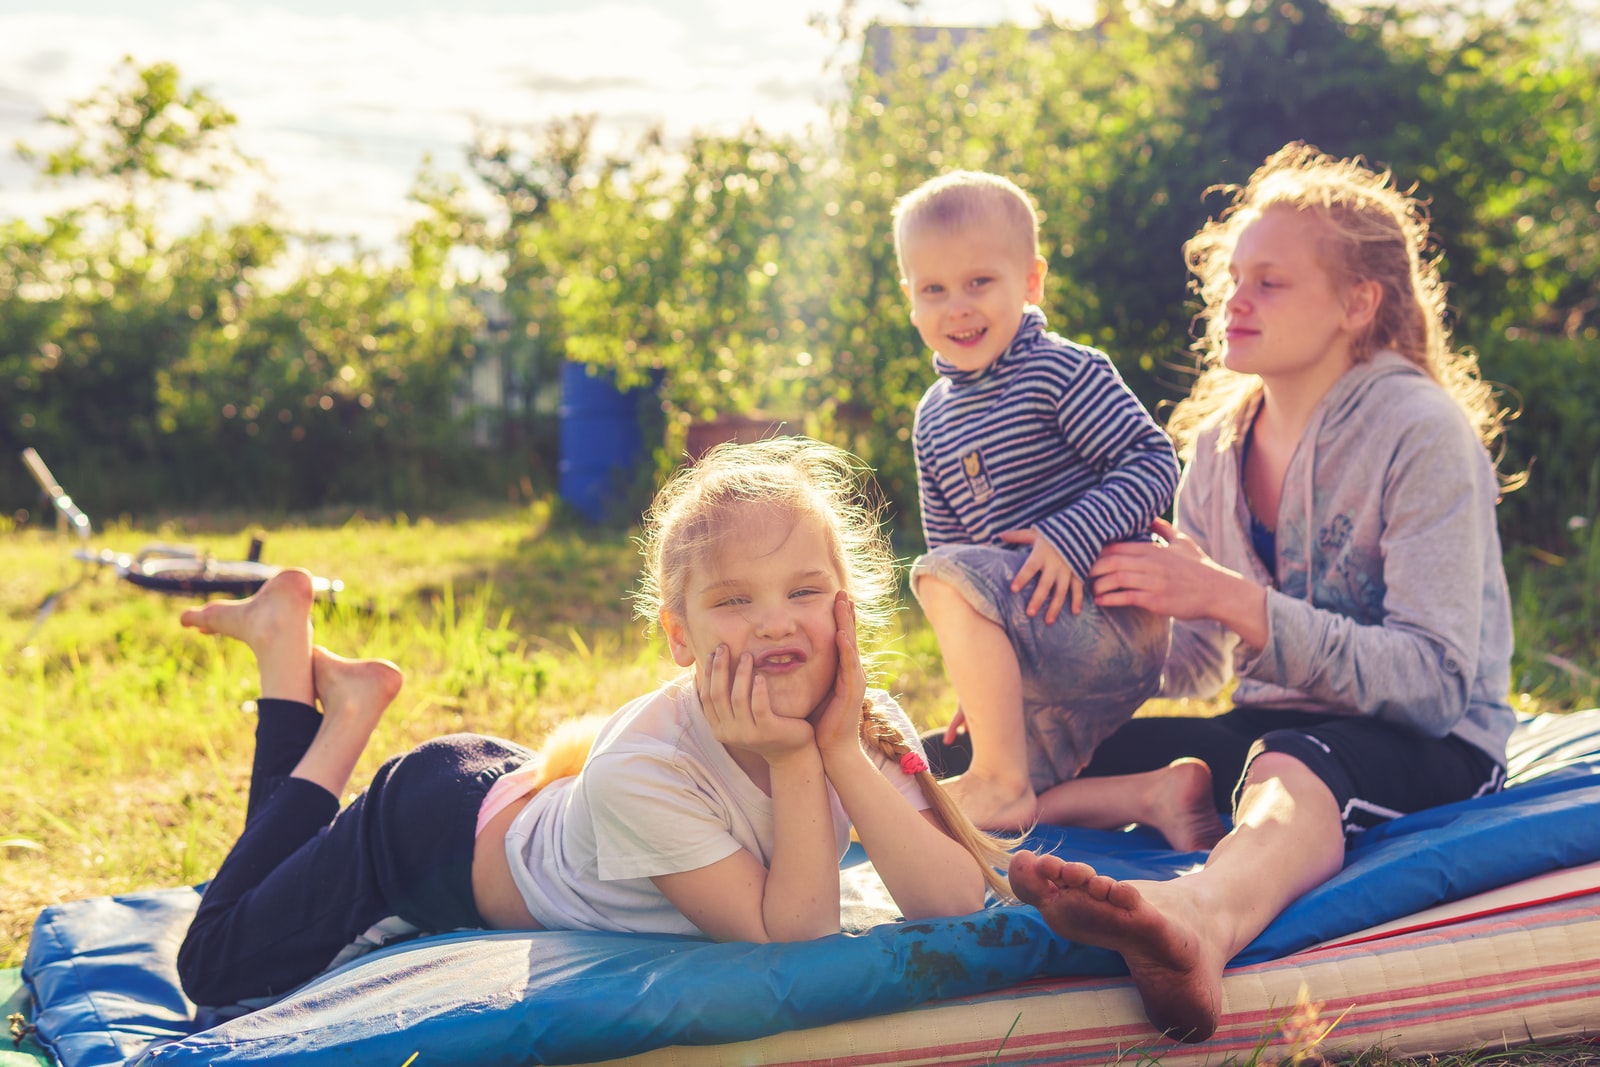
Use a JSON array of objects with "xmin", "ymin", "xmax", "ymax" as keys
[{"xmin": 912, "ymin": 307, "xmax": 1179, "ymax": 580}]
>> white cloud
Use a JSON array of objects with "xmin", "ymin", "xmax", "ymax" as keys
[{"xmin": 0, "ymin": 0, "xmax": 1079, "ymax": 249}]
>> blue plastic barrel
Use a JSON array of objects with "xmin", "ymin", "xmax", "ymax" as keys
[{"xmin": 558, "ymin": 361, "xmax": 655, "ymax": 522}]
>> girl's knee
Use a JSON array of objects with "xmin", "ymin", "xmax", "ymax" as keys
[
  {"xmin": 1241, "ymin": 749, "xmax": 1314, "ymax": 784},
  {"xmin": 1232, "ymin": 747, "xmax": 1334, "ymax": 815}
]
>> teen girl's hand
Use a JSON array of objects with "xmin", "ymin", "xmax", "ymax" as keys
[
  {"xmin": 811, "ymin": 591, "xmax": 869, "ymax": 765},
  {"xmin": 1089, "ymin": 519, "xmax": 1269, "ymax": 648},
  {"xmin": 999, "ymin": 527, "xmax": 1084, "ymax": 623},
  {"xmin": 697, "ymin": 644, "xmax": 815, "ymax": 763}
]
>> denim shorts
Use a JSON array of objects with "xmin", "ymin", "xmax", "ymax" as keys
[{"xmin": 911, "ymin": 542, "xmax": 1170, "ymax": 790}]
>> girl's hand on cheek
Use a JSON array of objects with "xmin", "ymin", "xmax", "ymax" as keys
[
  {"xmin": 698, "ymin": 644, "xmax": 814, "ymax": 761},
  {"xmin": 813, "ymin": 592, "xmax": 868, "ymax": 763}
]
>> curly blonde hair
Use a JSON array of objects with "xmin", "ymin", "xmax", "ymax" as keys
[
  {"xmin": 634, "ymin": 436, "xmax": 898, "ymax": 642},
  {"xmin": 1168, "ymin": 142, "xmax": 1505, "ymax": 459}
]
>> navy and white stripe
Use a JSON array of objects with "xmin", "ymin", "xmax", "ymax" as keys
[{"xmin": 912, "ymin": 307, "xmax": 1179, "ymax": 580}]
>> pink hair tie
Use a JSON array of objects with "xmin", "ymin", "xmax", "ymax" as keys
[{"xmin": 899, "ymin": 751, "xmax": 928, "ymax": 776}]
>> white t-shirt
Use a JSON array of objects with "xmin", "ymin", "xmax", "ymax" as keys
[{"xmin": 502, "ymin": 677, "xmax": 930, "ymax": 936}]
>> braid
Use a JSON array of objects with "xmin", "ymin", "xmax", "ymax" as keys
[
  {"xmin": 859, "ymin": 702, "xmax": 917, "ymax": 759},
  {"xmin": 859, "ymin": 704, "xmax": 1020, "ymax": 901}
]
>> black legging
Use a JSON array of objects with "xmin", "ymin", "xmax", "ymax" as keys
[
  {"xmin": 921, "ymin": 707, "xmax": 1354, "ymax": 813},
  {"xmin": 178, "ymin": 700, "xmax": 532, "ymax": 1007}
]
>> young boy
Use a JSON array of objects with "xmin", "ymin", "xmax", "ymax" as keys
[{"xmin": 897, "ymin": 171, "xmax": 1218, "ymax": 847}]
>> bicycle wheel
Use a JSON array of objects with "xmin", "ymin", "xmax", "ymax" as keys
[{"xmin": 124, "ymin": 557, "xmax": 281, "ymax": 597}]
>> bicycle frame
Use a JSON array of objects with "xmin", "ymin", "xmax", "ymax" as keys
[
  {"xmin": 21, "ymin": 447, "xmax": 94, "ymax": 576},
  {"xmin": 18, "ymin": 447, "xmax": 341, "ymax": 621}
]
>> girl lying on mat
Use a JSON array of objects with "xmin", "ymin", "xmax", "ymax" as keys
[{"xmin": 175, "ymin": 438, "xmax": 1016, "ymax": 1008}]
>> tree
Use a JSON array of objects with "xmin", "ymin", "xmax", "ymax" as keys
[
  {"xmin": 1387, "ymin": 0, "xmax": 1600, "ymax": 338},
  {"xmin": 463, "ymin": 117, "xmax": 601, "ymax": 469},
  {"xmin": 2, "ymin": 59, "xmax": 277, "ymax": 507},
  {"xmin": 556, "ymin": 126, "xmax": 832, "ymax": 458},
  {"xmin": 17, "ymin": 57, "xmax": 247, "ymax": 219},
  {"xmin": 3, "ymin": 58, "xmax": 490, "ymax": 512}
]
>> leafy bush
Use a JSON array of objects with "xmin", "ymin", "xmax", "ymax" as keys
[
  {"xmin": 1507, "ymin": 511, "xmax": 1600, "ymax": 710},
  {"xmin": 3, "ymin": 1, "xmax": 1597, "ymax": 533},
  {"xmin": 1475, "ymin": 333, "xmax": 1600, "ymax": 550}
]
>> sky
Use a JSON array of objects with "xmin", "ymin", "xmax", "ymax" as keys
[{"xmin": 0, "ymin": 0, "xmax": 1091, "ymax": 251}]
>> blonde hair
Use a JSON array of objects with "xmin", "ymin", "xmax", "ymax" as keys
[
  {"xmin": 635, "ymin": 436, "xmax": 897, "ymax": 641},
  {"xmin": 522, "ymin": 712, "xmax": 611, "ymax": 792},
  {"xmin": 1169, "ymin": 142, "xmax": 1505, "ymax": 459},
  {"xmin": 892, "ymin": 170, "xmax": 1040, "ymax": 278},
  {"xmin": 858, "ymin": 709, "xmax": 1017, "ymax": 900},
  {"xmin": 635, "ymin": 435, "xmax": 1017, "ymax": 899}
]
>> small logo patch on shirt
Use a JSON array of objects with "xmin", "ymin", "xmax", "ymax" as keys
[{"xmin": 961, "ymin": 450, "xmax": 995, "ymax": 503}]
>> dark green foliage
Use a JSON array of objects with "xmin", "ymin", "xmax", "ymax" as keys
[
  {"xmin": 1, "ymin": 61, "xmax": 502, "ymax": 516},
  {"xmin": 2, "ymin": 4, "xmax": 1596, "ymax": 547},
  {"xmin": 1479, "ymin": 333, "xmax": 1600, "ymax": 547},
  {"xmin": 798, "ymin": 0, "xmax": 1598, "ymax": 535}
]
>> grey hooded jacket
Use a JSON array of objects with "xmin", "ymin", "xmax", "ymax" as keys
[{"xmin": 1161, "ymin": 350, "xmax": 1517, "ymax": 764}]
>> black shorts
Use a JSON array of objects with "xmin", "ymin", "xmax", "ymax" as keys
[
  {"xmin": 1242, "ymin": 714, "xmax": 1503, "ymax": 836},
  {"xmin": 924, "ymin": 706, "xmax": 1505, "ymax": 839}
]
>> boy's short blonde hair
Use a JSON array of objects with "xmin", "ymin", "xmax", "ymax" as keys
[{"xmin": 891, "ymin": 170, "xmax": 1040, "ymax": 275}]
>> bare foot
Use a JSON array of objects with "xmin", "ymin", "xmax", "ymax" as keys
[
  {"xmin": 181, "ymin": 568, "xmax": 315, "ymax": 647},
  {"xmin": 312, "ymin": 646, "xmax": 402, "ymax": 735},
  {"xmin": 943, "ymin": 770, "xmax": 1039, "ymax": 831},
  {"xmin": 289, "ymin": 647, "xmax": 403, "ymax": 797},
  {"xmin": 1148, "ymin": 759, "xmax": 1228, "ymax": 853},
  {"xmin": 1010, "ymin": 849, "xmax": 1224, "ymax": 1043},
  {"xmin": 183, "ymin": 569, "xmax": 316, "ymax": 702}
]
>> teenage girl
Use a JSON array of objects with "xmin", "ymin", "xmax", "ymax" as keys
[
  {"xmin": 1009, "ymin": 143, "xmax": 1516, "ymax": 1043},
  {"xmin": 176, "ymin": 438, "xmax": 1014, "ymax": 1008}
]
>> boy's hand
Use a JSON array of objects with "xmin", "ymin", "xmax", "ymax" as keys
[
  {"xmin": 812, "ymin": 592, "xmax": 869, "ymax": 763},
  {"xmin": 698, "ymin": 644, "xmax": 815, "ymax": 761},
  {"xmin": 999, "ymin": 527, "xmax": 1083, "ymax": 623},
  {"xmin": 942, "ymin": 707, "xmax": 967, "ymax": 745}
]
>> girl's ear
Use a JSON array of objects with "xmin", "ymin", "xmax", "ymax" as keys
[
  {"xmin": 1343, "ymin": 278, "xmax": 1382, "ymax": 332},
  {"xmin": 661, "ymin": 610, "xmax": 696, "ymax": 667}
]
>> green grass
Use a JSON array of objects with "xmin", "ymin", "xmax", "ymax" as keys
[
  {"xmin": 1506, "ymin": 518, "xmax": 1600, "ymax": 711},
  {"xmin": 2, "ymin": 497, "xmax": 1596, "ymax": 1067},
  {"xmin": 0, "ymin": 500, "xmax": 967, "ymax": 968}
]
